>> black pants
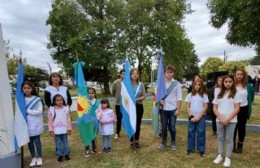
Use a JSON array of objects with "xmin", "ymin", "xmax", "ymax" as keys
[
  {"xmin": 234, "ymin": 106, "xmax": 248, "ymax": 143},
  {"xmin": 85, "ymin": 140, "xmax": 96, "ymax": 151},
  {"xmin": 130, "ymin": 104, "xmax": 144, "ymax": 142},
  {"xmin": 211, "ymin": 112, "xmax": 217, "ymax": 133},
  {"xmin": 115, "ymin": 105, "xmax": 122, "ymax": 135}
]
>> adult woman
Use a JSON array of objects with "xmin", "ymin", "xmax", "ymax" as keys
[
  {"xmin": 233, "ymin": 69, "xmax": 254, "ymax": 153},
  {"xmin": 253, "ymin": 75, "xmax": 260, "ymax": 95},
  {"xmin": 130, "ymin": 69, "xmax": 146, "ymax": 149},
  {"xmin": 44, "ymin": 72, "xmax": 72, "ymax": 108}
]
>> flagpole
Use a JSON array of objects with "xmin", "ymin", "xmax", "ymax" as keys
[{"xmin": 21, "ymin": 146, "xmax": 24, "ymax": 168}]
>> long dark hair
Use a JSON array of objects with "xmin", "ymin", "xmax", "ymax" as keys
[
  {"xmin": 48, "ymin": 72, "xmax": 63, "ymax": 86},
  {"xmin": 101, "ymin": 98, "xmax": 111, "ymax": 109},
  {"xmin": 218, "ymin": 75, "xmax": 236, "ymax": 99},
  {"xmin": 52, "ymin": 94, "xmax": 66, "ymax": 106},
  {"xmin": 88, "ymin": 87, "xmax": 97, "ymax": 99},
  {"xmin": 22, "ymin": 81, "xmax": 38, "ymax": 96}
]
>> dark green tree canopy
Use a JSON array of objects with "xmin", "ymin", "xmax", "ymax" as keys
[{"xmin": 208, "ymin": 0, "xmax": 260, "ymax": 52}]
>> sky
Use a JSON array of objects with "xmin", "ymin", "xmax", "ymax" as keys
[{"xmin": 0, "ymin": 0, "xmax": 256, "ymax": 73}]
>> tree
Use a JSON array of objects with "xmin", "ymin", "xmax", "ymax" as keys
[
  {"xmin": 124, "ymin": 0, "xmax": 196, "ymax": 80},
  {"xmin": 249, "ymin": 56, "xmax": 260, "ymax": 65},
  {"xmin": 219, "ymin": 61, "xmax": 245, "ymax": 75},
  {"xmin": 183, "ymin": 53, "xmax": 200, "ymax": 80},
  {"xmin": 47, "ymin": 0, "xmax": 126, "ymax": 94},
  {"xmin": 208, "ymin": 0, "xmax": 260, "ymax": 55},
  {"xmin": 200, "ymin": 57, "xmax": 224, "ymax": 79}
]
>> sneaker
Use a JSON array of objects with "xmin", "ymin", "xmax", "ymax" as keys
[
  {"xmin": 159, "ymin": 144, "xmax": 166, "ymax": 149},
  {"xmin": 130, "ymin": 143, "xmax": 134, "ymax": 149},
  {"xmin": 85, "ymin": 150, "xmax": 91, "ymax": 158},
  {"xmin": 107, "ymin": 147, "xmax": 112, "ymax": 152},
  {"xmin": 223, "ymin": 157, "xmax": 231, "ymax": 167},
  {"xmin": 187, "ymin": 150, "xmax": 192, "ymax": 155},
  {"xmin": 29, "ymin": 157, "xmax": 37, "ymax": 167},
  {"xmin": 114, "ymin": 134, "xmax": 119, "ymax": 139},
  {"xmin": 199, "ymin": 152, "xmax": 206, "ymax": 157},
  {"xmin": 36, "ymin": 157, "xmax": 43, "ymax": 166},
  {"xmin": 135, "ymin": 143, "xmax": 140, "ymax": 149},
  {"xmin": 65, "ymin": 155, "xmax": 70, "ymax": 161},
  {"xmin": 171, "ymin": 144, "xmax": 176, "ymax": 151},
  {"xmin": 103, "ymin": 147, "xmax": 108, "ymax": 153},
  {"xmin": 57, "ymin": 156, "xmax": 63, "ymax": 162},
  {"xmin": 212, "ymin": 132, "xmax": 217, "ymax": 136},
  {"xmin": 213, "ymin": 154, "xmax": 223, "ymax": 164}
]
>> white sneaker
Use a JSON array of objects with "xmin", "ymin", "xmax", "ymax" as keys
[
  {"xmin": 36, "ymin": 157, "xmax": 43, "ymax": 166},
  {"xmin": 29, "ymin": 157, "xmax": 37, "ymax": 167},
  {"xmin": 213, "ymin": 154, "xmax": 223, "ymax": 164},
  {"xmin": 223, "ymin": 157, "xmax": 231, "ymax": 167},
  {"xmin": 114, "ymin": 134, "xmax": 119, "ymax": 139}
]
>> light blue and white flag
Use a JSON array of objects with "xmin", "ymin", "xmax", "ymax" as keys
[
  {"xmin": 120, "ymin": 58, "xmax": 136, "ymax": 139},
  {"xmin": 14, "ymin": 62, "xmax": 29, "ymax": 150},
  {"xmin": 155, "ymin": 50, "xmax": 167, "ymax": 103}
]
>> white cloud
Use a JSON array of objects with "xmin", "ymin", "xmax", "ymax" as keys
[{"xmin": 0, "ymin": 0, "xmax": 256, "ymax": 74}]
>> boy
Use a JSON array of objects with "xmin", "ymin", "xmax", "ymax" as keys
[{"xmin": 159, "ymin": 65, "xmax": 182, "ymax": 150}]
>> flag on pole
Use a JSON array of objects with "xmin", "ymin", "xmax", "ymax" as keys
[
  {"xmin": 14, "ymin": 62, "xmax": 29, "ymax": 150},
  {"xmin": 73, "ymin": 61, "xmax": 98, "ymax": 146},
  {"xmin": 155, "ymin": 50, "xmax": 167, "ymax": 103},
  {"xmin": 120, "ymin": 58, "xmax": 136, "ymax": 139}
]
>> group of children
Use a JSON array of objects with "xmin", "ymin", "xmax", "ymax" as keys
[
  {"xmin": 22, "ymin": 81, "xmax": 115, "ymax": 167},
  {"xmin": 22, "ymin": 65, "xmax": 251, "ymax": 168}
]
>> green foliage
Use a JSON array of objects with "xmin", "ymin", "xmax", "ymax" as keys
[
  {"xmin": 219, "ymin": 61, "xmax": 245, "ymax": 75},
  {"xmin": 200, "ymin": 57, "xmax": 224, "ymax": 79},
  {"xmin": 208, "ymin": 0, "xmax": 260, "ymax": 51},
  {"xmin": 249, "ymin": 56, "xmax": 260, "ymax": 65}
]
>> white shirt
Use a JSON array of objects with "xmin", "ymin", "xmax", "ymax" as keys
[
  {"xmin": 214, "ymin": 87, "xmax": 221, "ymax": 98},
  {"xmin": 99, "ymin": 108, "xmax": 115, "ymax": 135},
  {"xmin": 26, "ymin": 96, "xmax": 44, "ymax": 137},
  {"xmin": 163, "ymin": 79, "xmax": 182, "ymax": 111},
  {"xmin": 45, "ymin": 85, "xmax": 69, "ymax": 105},
  {"xmin": 236, "ymin": 87, "xmax": 248, "ymax": 107},
  {"xmin": 49, "ymin": 106, "xmax": 69, "ymax": 135},
  {"xmin": 213, "ymin": 92, "xmax": 241, "ymax": 123},
  {"xmin": 185, "ymin": 93, "xmax": 209, "ymax": 117}
]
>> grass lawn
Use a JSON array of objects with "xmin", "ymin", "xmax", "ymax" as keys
[{"xmin": 23, "ymin": 125, "xmax": 260, "ymax": 168}]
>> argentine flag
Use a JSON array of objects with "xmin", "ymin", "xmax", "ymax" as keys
[
  {"xmin": 14, "ymin": 63, "xmax": 29, "ymax": 149},
  {"xmin": 120, "ymin": 59, "xmax": 136, "ymax": 139}
]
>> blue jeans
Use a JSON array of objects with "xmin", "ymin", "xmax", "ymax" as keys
[
  {"xmin": 102, "ymin": 135, "xmax": 112, "ymax": 148},
  {"xmin": 161, "ymin": 109, "xmax": 177, "ymax": 144},
  {"xmin": 55, "ymin": 134, "xmax": 69, "ymax": 156},
  {"xmin": 187, "ymin": 116, "xmax": 206, "ymax": 153},
  {"xmin": 28, "ymin": 135, "xmax": 42, "ymax": 158}
]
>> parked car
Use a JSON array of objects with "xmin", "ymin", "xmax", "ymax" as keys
[
  {"xmin": 185, "ymin": 81, "xmax": 192, "ymax": 89},
  {"xmin": 148, "ymin": 82, "xmax": 156, "ymax": 88}
]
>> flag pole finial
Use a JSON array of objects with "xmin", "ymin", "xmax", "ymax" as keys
[{"xmin": 19, "ymin": 48, "xmax": 22, "ymax": 64}]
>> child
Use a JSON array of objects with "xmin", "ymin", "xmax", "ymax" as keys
[
  {"xmin": 84, "ymin": 87, "xmax": 102, "ymax": 158},
  {"xmin": 185, "ymin": 79, "xmax": 208, "ymax": 156},
  {"xmin": 22, "ymin": 81, "xmax": 44, "ymax": 167},
  {"xmin": 99, "ymin": 99, "xmax": 115, "ymax": 153},
  {"xmin": 213, "ymin": 75, "xmax": 241, "ymax": 167},
  {"xmin": 48, "ymin": 94, "xmax": 72, "ymax": 162},
  {"xmin": 159, "ymin": 65, "xmax": 182, "ymax": 150}
]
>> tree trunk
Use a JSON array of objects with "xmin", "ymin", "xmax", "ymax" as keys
[{"xmin": 102, "ymin": 66, "xmax": 111, "ymax": 94}]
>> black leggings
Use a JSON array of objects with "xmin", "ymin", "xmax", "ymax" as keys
[
  {"xmin": 130, "ymin": 104, "xmax": 144, "ymax": 142},
  {"xmin": 115, "ymin": 105, "xmax": 122, "ymax": 135},
  {"xmin": 234, "ymin": 106, "xmax": 248, "ymax": 143}
]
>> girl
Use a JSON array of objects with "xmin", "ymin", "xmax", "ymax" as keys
[
  {"xmin": 84, "ymin": 87, "xmax": 102, "ymax": 158},
  {"xmin": 22, "ymin": 81, "xmax": 44, "ymax": 167},
  {"xmin": 48, "ymin": 94, "xmax": 72, "ymax": 162},
  {"xmin": 213, "ymin": 75, "xmax": 241, "ymax": 167},
  {"xmin": 130, "ymin": 69, "xmax": 146, "ymax": 149},
  {"xmin": 185, "ymin": 79, "xmax": 208, "ymax": 156},
  {"xmin": 233, "ymin": 69, "xmax": 254, "ymax": 153},
  {"xmin": 99, "ymin": 99, "xmax": 115, "ymax": 153}
]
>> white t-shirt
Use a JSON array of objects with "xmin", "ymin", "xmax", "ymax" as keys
[
  {"xmin": 213, "ymin": 92, "xmax": 241, "ymax": 123},
  {"xmin": 236, "ymin": 87, "xmax": 248, "ymax": 107},
  {"xmin": 214, "ymin": 87, "xmax": 221, "ymax": 98},
  {"xmin": 185, "ymin": 93, "xmax": 209, "ymax": 117}
]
